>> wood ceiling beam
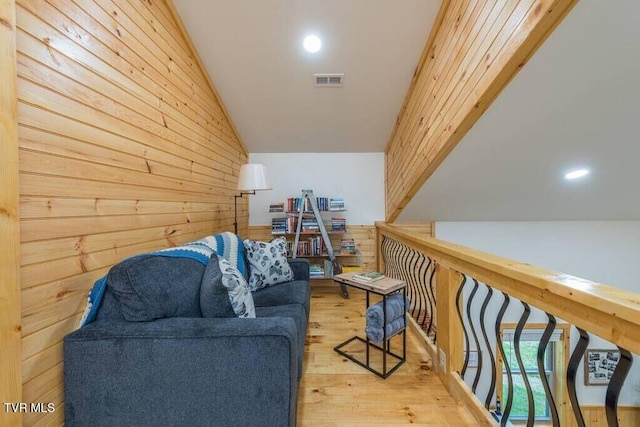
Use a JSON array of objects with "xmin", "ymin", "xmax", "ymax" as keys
[
  {"xmin": 385, "ymin": 0, "xmax": 578, "ymax": 223},
  {"xmin": 0, "ymin": 0, "xmax": 22, "ymax": 425}
]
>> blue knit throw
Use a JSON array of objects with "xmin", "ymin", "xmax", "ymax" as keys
[{"xmin": 79, "ymin": 232, "xmax": 245, "ymax": 328}]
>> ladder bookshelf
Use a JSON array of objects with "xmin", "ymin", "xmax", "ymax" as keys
[{"xmin": 270, "ymin": 190, "xmax": 357, "ymax": 298}]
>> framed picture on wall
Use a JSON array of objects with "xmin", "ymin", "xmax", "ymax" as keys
[{"xmin": 584, "ymin": 349, "xmax": 620, "ymax": 386}]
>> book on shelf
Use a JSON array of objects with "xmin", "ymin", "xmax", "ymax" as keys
[
  {"xmin": 331, "ymin": 217, "xmax": 346, "ymax": 232},
  {"xmin": 309, "ymin": 263, "xmax": 325, "ymax": 279},
  {"xmin": 286, "ymin": 236, "xmax": 326, "ymax": 257},
  {"xmin": 269, "ymin": 202, "xmax": 284, "ymax": 212},
  {"xmin": 286, "ymin": 197, "xmax": 302, "ymax": 213},
  {"xmin": 352, "ymin": 271, "xmax": 385, "ymax": 283},
  {"xmin": 273, "ymin": 216, "xmax": 344, "ymax": 235},
  {"xmin": 301, "ymin": 217, "xmax": 319, "ymax": 231},
  {"xmin": 271, "ymin": 217, "xmax": 287, "ymax": 234},
  {"xmin": 340, "ymin": 238, "xmax": 356, "ymax": 254},
  {"xmin": 329, "ymin": 197, "xmax": 345, "ymax": 211},
  {"xmin": 285, "ymin": 196, "xmax": 339, "ymax": 212}
]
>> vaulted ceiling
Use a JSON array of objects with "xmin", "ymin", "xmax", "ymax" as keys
[
  {"xmin": 173, "ymin": 0, "xmax": 441, "ymax": 152},
  {"xmin": 174, "ymin": 0, "xmax": 640, "ymax": 221},
  {"xmin": 397, "ymin": 0, "xmax": 640, "ymax": 221}
]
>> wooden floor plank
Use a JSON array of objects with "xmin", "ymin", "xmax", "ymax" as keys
[{"xmin": 298, "ymin": 282, "xmax": 475, "ymax": 426}]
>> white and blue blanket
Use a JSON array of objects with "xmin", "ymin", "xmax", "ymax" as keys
[{"xmin": 79, "ymin": 232, "xmax": 245, "ymax": 328}]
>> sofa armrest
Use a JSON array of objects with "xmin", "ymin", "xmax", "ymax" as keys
[
  {"xmin": 287, "ymin": 258, "xmax": 309, "ymax": 281},
  {"xmin": 64, "ymin": 317, "xmax": 298, "ymax": 427}
]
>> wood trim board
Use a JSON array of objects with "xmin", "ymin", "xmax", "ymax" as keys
[{"xmin": 0, "ymin": 1, "xmax": 23, "ymax": 425}]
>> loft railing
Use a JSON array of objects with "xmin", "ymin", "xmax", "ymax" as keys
[
  {"xmin": 381, "ymin": 235, "xmax": 437, "ymax": 342},
  {"xmin": 376, "ymin": 222, "xmax": 640, "ymax": 427}
]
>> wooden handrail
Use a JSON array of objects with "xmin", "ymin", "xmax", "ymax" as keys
[{"xmin": 376, "ymin": 222, "xmax": 640, "ymax": 354}]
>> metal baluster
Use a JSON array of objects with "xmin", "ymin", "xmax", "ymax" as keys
[
  {"xmin": 455, "ymin": 275, "xmax": 471, "ymax": 377},
  {"xmin": 495, "ymin": 292, "xmax": 513, "ymax": 426},
  {"xmin": 513, "ymin": 302, "xmax": 534, "ymax": 427},
  {"xmin": 479, "ymin": 285, "xmax": 496, "ymax": 410},
  {"xmin": 605, "ymin": 347, "xmax": 633, "ymax": 427},
  {"xmin": 538, "ymin": 313, "xmax": 560, "ymax": 427},
  {"xmin": 404, "ymin": 248, "xmax": 419, "ymax": 320},
  {"xmin": 428, "ymin": 261, "xmax": 437, "ymax": 343},
  {"xmin": 467, "ymin": 279, "xmax": 482, "ymax": 393},
  {"xmin": 417, "ymin": 255, "xmax": 430, "ymax": 328},
  {"xmin": 381, "ymin": 236, "xmax": 390, "ymax": 275},
  {"xmin": 400, "ymin": 245, "xmax": 414, "ymax": 309},
  {"xmin": 567, "ymin": 327, "xmax": 590, "ymax": 427},
  {"xmin": 384, "ymin": 237, "xmax": 396, "ymax": 278},
  {"xmin": 387, "ymin": 238, "xmax": 401, "ymax": 279}
]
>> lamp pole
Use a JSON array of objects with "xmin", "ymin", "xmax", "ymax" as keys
[{"xmin": 234, "ymin": 190, "xmax": 255, "ymax": 235}]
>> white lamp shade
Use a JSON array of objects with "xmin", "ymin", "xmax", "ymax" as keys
[{"xmin": 237, "ymin": 164, "xmax": 271, "ymax": 191}]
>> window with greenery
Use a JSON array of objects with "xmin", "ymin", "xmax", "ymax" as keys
[{"xmin": 501, "ymin": 336, "xmax": 555, "ymax": 420}]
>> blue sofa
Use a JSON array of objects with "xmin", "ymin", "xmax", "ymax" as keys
[{"xmin": 64, "ymin": 250, "xmax": 310, "ymax": 427}]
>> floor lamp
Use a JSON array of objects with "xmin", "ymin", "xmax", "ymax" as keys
[{"xmin": 234, "ymin": 164, "xmax": 272, "ymax": 235}]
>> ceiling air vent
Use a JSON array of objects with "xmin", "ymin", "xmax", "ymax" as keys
[{"xmin": 314, "ymin": 73, "xmax": 344, "ymax": 87}]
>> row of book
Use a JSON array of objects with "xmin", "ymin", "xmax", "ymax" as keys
[
  {"xmin": 283, "ymin": 197, "xmax": 345, "ymax": 212},
  {"xmin": 271, "ymin": 217, "xmax": 290, "ymax": 234},
  {"xmin": 286, "ymin": 237, "xmax": 326, "ymax": 257},
  {"xmin": 269, "ymin": 202, "xmax": 285, "ymax": 212},
  {"xmin": 332, "ymin": 217, "xmax": 346, "ymax": 232},
  {"xmin": 340, "ymin": 238, "xmax": 356, "ymax": 254},
  {"xmin": 329, "ymin": 198, "xmax": 344, "ymax": 211},
  {"xmin": 282, "ymin": 238, "xmax": 359, "ymax": 257},
  {"xmin": 309, "ymin": 260, "xmax": 336, "ymax": 279},
  {"xmin": 271, "ymin": 217, "xmax": 347, "ymax": 234}
]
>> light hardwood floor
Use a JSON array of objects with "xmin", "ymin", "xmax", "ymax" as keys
[{"xmin": 297, "ymin": 281, "xmax": 476, "ymax": 426}]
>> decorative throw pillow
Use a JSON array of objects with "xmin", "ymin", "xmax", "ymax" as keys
[
  {"xmin": 201, "ymin": 255, "xmax": 255, "ymax": 318},
  {"xmin": 243, "ymin": 237, "xmax": 294, "ymax": 291}
]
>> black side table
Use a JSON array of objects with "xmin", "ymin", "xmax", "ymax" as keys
[{"xmin": 333, "ymin": 273, "xmax": 407, "ymax": 379}]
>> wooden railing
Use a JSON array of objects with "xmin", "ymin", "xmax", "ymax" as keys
[{"xmin": 376, "ymin": 222, "xmax": 640, "ymax": 427}]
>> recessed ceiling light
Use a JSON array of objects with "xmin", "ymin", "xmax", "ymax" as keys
[
  {"xmin": 564, "ymin": 169, "xmax": 590, "ymax": 180},
  {"xmin": 303, "ymin": 35, "xmax": 321, "ymax": 53}
]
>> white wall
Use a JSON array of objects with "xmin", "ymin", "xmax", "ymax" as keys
[
  {"xmin": 434, "ymin": 221, "xmax": 640, "ymax": 406},
  {"xmin": 435, "ymin": 221, "xmax": 640, "ymax": 293},
  {"xmin": 248, "ymin": 153, "xmax": 385, "ymax": 225}
]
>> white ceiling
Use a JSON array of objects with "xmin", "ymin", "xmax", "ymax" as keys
[
  {"xmin": 173, "ymin": 0, "xmax": 441, "ymax": 152},
  {"xmin": 175, "ymin": 0, "xmax": 639, "ymax": 222},
  {"xmin": 398, "ymin": 0, "xmax": 640, "ymax": 222}
]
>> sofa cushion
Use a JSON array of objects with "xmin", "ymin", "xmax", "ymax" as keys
[
  {"xmin": 106, "ymin": 255, "xmax": 204, "ymax": 322},
  {"xmin": 243, "ymin": 237, "xmax": 293, "ymax": 291},
  {"xmin": 201, "ymin": 255, "xmax": 255, "ymax": 318},
  {"xmin": 252, "ymin": 280, "xmax": 310, "ymax": 317},
  {"xmin": 256, "ymin": 303, "xmax": 307, "ymax": 380}
]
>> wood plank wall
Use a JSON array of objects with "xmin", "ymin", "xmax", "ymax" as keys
[
  {"xmin": 384, "ymin": 0, "xmax": 577, "ymax": 222},
  {"xmin": 14, "ymin": 0, "xmax": 247, "ymax": 424},
  {"xmin": 1, "ymin": 1, "xmax": 23, "ymax": 426},
  {"xmin": 248, "ymin": 225, "xmax": 377, "ymax": 273},
  {"xmin": 567, "ymin": 406, "xmax": 640, "ymax": 427}
]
